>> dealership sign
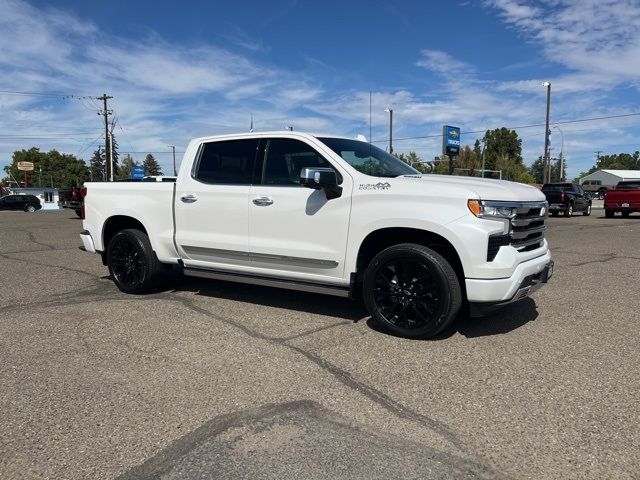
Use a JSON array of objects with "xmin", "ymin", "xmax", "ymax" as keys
[
  {"xmin": 17, "ymin": 161, "xmax": 34, "ymax": 171},
  {"xmin": 131, "ymin": 165, "xmax": 146, "ymax": 180},
  {"xmin": 442, "ymin": 125, "xmax": 461, "ymax": 156}
]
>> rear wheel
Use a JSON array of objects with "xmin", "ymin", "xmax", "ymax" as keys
[
  {"xmin": 605, "ymin": 210, "xmax": 615, "ymax": 218},
  {"xmin": 583, "ymin": 204, "xmax": 591, "ymax": 216},
  {"xmin": 564, "ymin": 204, "xmax": 573, "ymax": 217},
  {"xmin": 107, "ymin": 229, "xmax": 159, "ymax": 294},
  {"xmin": 362, "ymin": 243, "xmax": 462, "ymax": 339},
  {"xmin": 25, "ymin": 204, "xmax": 36, "ymax": 213}
]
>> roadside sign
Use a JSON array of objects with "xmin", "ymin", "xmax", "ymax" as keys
[
  {"xmin": 442, "ymin": 126, "xmax": 461, "ymax": 156},
  {"xmin": 17, "ymin": 161, "xmax": 34, "ymax": 171},
  {"xmin": 131, "ymin": 165, "xmax": 146, "ymax": 180}
]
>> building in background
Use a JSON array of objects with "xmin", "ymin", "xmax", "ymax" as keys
[
  {"xmin": 579, "ymin": 169, "xmax": 640, "ymax": 195},
  {"xmin": 3, "ymin": 187, "xmax": 61, "ymax": 210}
]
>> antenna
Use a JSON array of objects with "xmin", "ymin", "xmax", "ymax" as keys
[{"xmin": 250, "ymin": 113, "xmax": 253, "ymax": 132}]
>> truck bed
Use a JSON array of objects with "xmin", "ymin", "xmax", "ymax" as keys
[{"xmin": 83, "ymin": 181, "xmax": 179, "ymax": 261}]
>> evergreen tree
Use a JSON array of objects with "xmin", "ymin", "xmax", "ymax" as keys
[
  {"xmin": 143, "ymin": 154, "xmax": 162, "ymax": 176},
  {"xmin": 90, "ymin": 148, "xmax": 106, "ymax": 182}
]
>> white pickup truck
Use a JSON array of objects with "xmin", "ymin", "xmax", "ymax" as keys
[{"xmin": 80, "ymin": 132, "xmax": 553, "ymax": 338}]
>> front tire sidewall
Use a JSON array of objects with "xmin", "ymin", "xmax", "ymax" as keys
[
  {"xmin": 26, "ymin": 205, "xmax": 36, "ymax": 213},
  {"xmin": 107, "ymin": 229, "xmax": 157, "ymax": 294},
  {"xmin": 583, "ymin": 204, "xmax": 591, "ymax": 216},
  {"xmin": 363, "ymin": 244, "xmax": 462, "ymax": 339}
]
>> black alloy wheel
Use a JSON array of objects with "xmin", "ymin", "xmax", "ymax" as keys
[
  {"xmin": 107, "ymin": 229, "xmax": 158, "ymax": 294},
  {"xmin": 583, "ymin": 204, "xmax": 591, "ymax": 216},
  {"xmin": 363, "ymin": 244, "xmax": 461, "ymax": 339}
]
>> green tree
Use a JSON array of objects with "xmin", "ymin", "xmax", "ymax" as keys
[
  {"xmin": 396, "ymin": 151, "xmax": 430, "ymax": 173},
  {"xmin": 483, "ymin": 128, "xmax": 523, "ymax": 171},
  {"xmin": 90, "ymin": 148, "xmax": 105, "ymax": 182},
  {"xmin": 143, "ymin": 154, "xmax": 162, "ymax": 176},
  {"xmin": 116, "ymin": 154, "xmax": 138, "ymax": 180},
  {"xmin": 576, "ymin": 151, "xmax": 640, "ymax": 179},
  {"xmin": 2, "ymin": 148, "xmax": 90, "ymax": 187}
]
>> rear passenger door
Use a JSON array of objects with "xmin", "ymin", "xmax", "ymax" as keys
[
  {"xmin": 174, "ymin": 138, "xmax": 259, "ymax": 270},
  {"xmin": 248, "ymin": 137, "xmax": 353, "ymax": 283}
]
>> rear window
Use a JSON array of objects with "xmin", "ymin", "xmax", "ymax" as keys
[
  {"xmin": 616, "ymin": 181, "xmax": 640, "ymax": 189},
  {"xmin": 195, "ymin": 139, "xmax": 259, "ymax": 184},
  {"xmin": 542, "ymin": 183, "xmax": 573, "ymax": 192}
]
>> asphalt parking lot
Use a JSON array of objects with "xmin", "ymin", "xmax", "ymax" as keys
[{"xmin": 1, "ymin": 208, "xmax": 638, "ymax": 479}]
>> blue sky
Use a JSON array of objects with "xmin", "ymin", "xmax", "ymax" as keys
[{"xmin": 1, "ymin": 0, "xmax": 640, "ymax": 179}]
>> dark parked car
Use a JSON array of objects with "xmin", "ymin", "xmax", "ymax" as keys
[
  {"xmin": 0, "ymin": 194, "xmax": 42, "ymax": 212},
  {"xmin": 542, "ymin": 183, "xmax": 592, "ymax": 217}
]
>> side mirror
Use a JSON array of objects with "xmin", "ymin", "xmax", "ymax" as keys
[{"xmin": 300, "ymin": 167, "xmax": 342, "ymax": 200}]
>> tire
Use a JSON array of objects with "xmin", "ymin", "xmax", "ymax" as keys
[
  {"xmin": 75, "ymin": 209, "xmax": 82, "ymax": 218},
  {"xmin": 107, "ymin": 229, "xmax": 159, "ymax": 294},
  {"xmin": 362, "ymin": 243, "xmax": 462, "ymax": 339},
  {"xmin": 605, "ymin": 210, "xmax": 614, "ymax": 218},
  {"xmin": 25, "ymin": 204, "xmax": 36, "ymax": 213},
  {"xmin": 583, "ymin": 204, "xmax": 591, "ymax": 216},
  {"xmin": 564, "ymin": 204, "xmax": 573, "ymax": 217},
  {"xmin": 550, "ymin": 210, "xmax": 558, "ymax": 217}
]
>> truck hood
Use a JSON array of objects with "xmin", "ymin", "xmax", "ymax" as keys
[{"xmin": 399, "ymin": 174, "xmax": 545, "ymax": 202}]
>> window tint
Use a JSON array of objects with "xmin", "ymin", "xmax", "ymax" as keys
[
  {"xmin": 318, "ymin": 137, "xmax": 419, "ymax": 177},
  {"xmin": 262, "ymin": 139, "xmax": 336, "ymax": 186},
  {"xmin": 195, "ymin": 139, "xmax": 259, "ymax": 184}
]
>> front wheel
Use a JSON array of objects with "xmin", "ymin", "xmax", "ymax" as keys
[
  {"xmin": 564, "ymin": 204, "xmax": 573, "ymax": 217},
  {"xmin": 107, "ymin": 229, "xmax": 159, "ymax": 294},
  {"xmin": 583, "ymin": 204, "xmax": 591, "ymax": 216},
  {"xmin": 362, "ymin": 244, "xmax": 462, "ymax": 339},
  {"xmin": 25, "ymin": 204, "xmax": 36, "ymax": 213}
]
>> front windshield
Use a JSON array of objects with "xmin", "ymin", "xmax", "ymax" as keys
[{"xmin": 318, "ymin": 137, "xmax": 420, "ymax": 177}]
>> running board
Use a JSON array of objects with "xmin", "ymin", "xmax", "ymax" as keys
[{"xmin": 184, "ymin": 267, "xmax": 351, "ymax": 298}]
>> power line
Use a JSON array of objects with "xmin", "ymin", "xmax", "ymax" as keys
[
  {"xmin": 371, "ymin": 112, "xmax": 640, "ymax": 143},
  {"xmin": 0, "ymin": 90, "xmax": 91, "ymax": 98}
]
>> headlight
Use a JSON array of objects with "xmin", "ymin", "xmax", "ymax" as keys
[{"xmin": 468, "ymin": 200, "xmax": 518, "ymax": 220}]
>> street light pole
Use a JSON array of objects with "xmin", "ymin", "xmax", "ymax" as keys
[
  {"xmin": 542, "ymin": 82, "xmax": 552, "ymax": 184},
  {"xmin": 169, "ymin": 145, "xmax": 176, "ymax": 176},
  {"xmin": 553, "ymin": 125, "xmax": 564, "ymax": 182},
  {"xmin": 384, "ymin": 108, "xmax": 393, "ymax": 154}
]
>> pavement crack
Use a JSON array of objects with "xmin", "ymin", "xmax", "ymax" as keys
[{"xmin": 161, "ymin": 294, "xmax": 470, "ymax": 455}]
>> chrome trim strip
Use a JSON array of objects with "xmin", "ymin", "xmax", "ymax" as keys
[
  {"xmin": 184, "ymin": 267, "xmax": 350, "ymax": 297},
  {"xmin": 182, "ymin": 245, "xmax": 339, "ymax": 268},
  {"xmin": 510, "ymin": 225, "xmax": 546, "ymax": 239}
]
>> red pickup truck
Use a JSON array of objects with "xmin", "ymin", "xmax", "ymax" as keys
[{"xmin": 604, "ymin": 180, "xmax": 640, "ymax": 218}]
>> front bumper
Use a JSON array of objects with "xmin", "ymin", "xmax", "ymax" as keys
[
  {"xmin": 465, "ymin": 250, "xmax": 553, "ymax": 303},
  {"xmin": 79, "ymin": 230, "xmax": 96, "ymax": 253}
]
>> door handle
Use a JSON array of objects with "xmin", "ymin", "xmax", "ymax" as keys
[
  {"xmin": 252, "ymin": 197, "xmax": 274, "ymax": 206},
  {"xmin": 180, "ymin": 194, "xmax": 198, "ymax": 203}
]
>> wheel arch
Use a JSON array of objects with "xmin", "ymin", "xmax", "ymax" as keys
[
  {"xmin": 101, "ymin": 215, "xmax": 150, "ymax": 265},
  {"xmin": 354, "ymin": 227, "xmax": 465, "ymax": 289}
]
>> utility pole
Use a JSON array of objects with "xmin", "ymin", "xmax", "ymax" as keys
[
  {"xmin": 542, "ymin": 82, "xmax": 552, "ymax": 184},
  {"xmin": 385, "ymin": 108, "xmax": 393, "ymax": 154},
  {"xmin": 96, "ymin": 94, "xmax": 113, "ymax": 181},
  {"xmin": 109, "ymin": 133, "xmax": 115, "ymax": 182},
  {"xmin": 595, "ymin": 150, "xmax": 602, "ymax": 168},
  {"xmin": 169, "ymin": 145, "xmax": 177, "ymax": 176}
]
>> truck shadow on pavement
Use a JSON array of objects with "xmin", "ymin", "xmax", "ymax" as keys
[{"xmin": 164, "ymin": 274, "xmax": 539, "ymax": 340}]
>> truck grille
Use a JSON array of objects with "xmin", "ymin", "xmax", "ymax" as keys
[{"xmin": 487, "ymin": 202, "xmax": 547, "ymax": 261}]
